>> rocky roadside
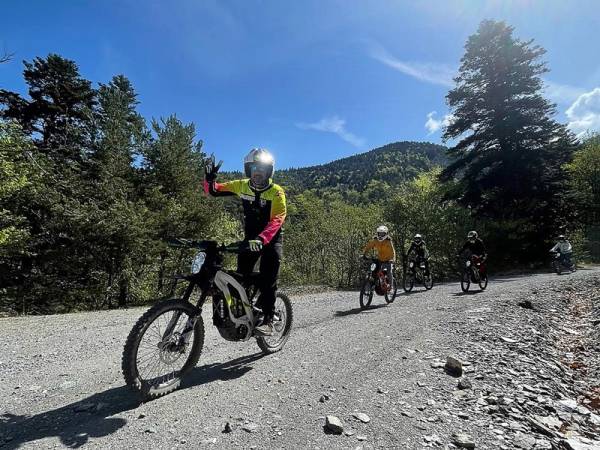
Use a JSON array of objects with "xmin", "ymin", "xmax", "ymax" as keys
[{"xmin": 423, "ymin": 273, "xmax": 600, "ymax": 449}]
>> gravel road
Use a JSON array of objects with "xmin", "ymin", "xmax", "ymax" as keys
[{"xmin": 1, "ymin": 268, "xmax": 599, "ymax": 449}]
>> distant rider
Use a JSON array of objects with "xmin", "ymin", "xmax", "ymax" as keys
[
  {"xmin": 407, "ymin": 234, "xmax": 430, "ymax": 276},
  {"xmin": 550, "ymin": 235, "xmax": 573, "ymax": 268},
  {"xmin": 204, "ymin": 148, "xmax": 286, "ymax": 336},
  {"xmin": 363, "ymin": 225, "xmax": 396, "ymax": 287},
  {"xmin": 459, "ymin": 231, "xmax": 488, "ymax": 275}
]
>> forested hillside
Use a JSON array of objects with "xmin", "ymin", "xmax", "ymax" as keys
[
  {"xmin": 1, "ymin": 20, "xmax": 598, "ymax": 315},
  {"xmin": 277, "ymin": 141, "xmax": 448, "ymax": 196}
]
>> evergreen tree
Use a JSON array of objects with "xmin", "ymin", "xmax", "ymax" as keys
[
  {"xmin": 441, "ymin": 20, "xmax": 577, "ymax": 261},
  {"xmin": 84, "ymin": 75, "xmax": 151, "ymax": 308}
]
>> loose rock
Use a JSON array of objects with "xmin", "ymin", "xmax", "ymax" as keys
[{"xmin": 325, "ymin": 415, "xmax": 344, "ymax": 434}]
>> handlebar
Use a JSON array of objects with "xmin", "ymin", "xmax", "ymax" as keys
[{"xmin": 167, "ymin": 238, "xmax": 251, "ymax": 254}]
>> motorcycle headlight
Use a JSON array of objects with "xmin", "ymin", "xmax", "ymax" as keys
[
  {"xmin": 466, "ymin": 260, "xmax": 471, "ymax": 267},
  {"xmin": 370, "ymin": 263, "xmax": 377, "ymax": 271},
  {"xmin": 409, "ymin": 262, "xmax": 414, "ymax": 268},
  {"xmin": 191, "ymin": 252, "xmax": 206, "ymax": 273}
]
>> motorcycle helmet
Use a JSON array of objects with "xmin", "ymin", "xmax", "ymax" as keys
[
  {"xmin": 244, "ymin": 148, "xmax": 274, "ymax": 190},
  {"xmin": 413, "ymin": 234, "xmax": 423, "ymax": 245},
  {"xmin": 467, "ymin": 230, "xmax": 478, "ymax": 242},
  {"xmin": 376, "ymin": 225, "xmax": 389, "ymax": 241}
]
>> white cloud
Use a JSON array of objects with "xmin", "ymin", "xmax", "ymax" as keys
[
  {"xmin": 369, "ymin": 43, "xmax": 455, "ymax": 87},
  {"xmin": 566, "ymin": 87, "xmax": 600, "ymax": 138},
  {"xmin": 296, "ymin": 115, "xmax": 365, "ymax": 147},
  {"xmin": 425, "ymin": 111, "xmax": 454, "ymax": 135},
  {"xmin": 543, "ymin": 80, "xmax": 587, "ymax": 105}
]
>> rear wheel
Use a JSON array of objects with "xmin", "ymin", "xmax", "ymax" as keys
[
  {"xmin": 122, "ymin": 299, "xmax": 204, "ymax": 400},
  {"xmin": 359, "ymin": 278, "xmax": 374, "ymax": 309},
  {"xmin": 460, "ymin": 271, "xmax": 470, "ymax": 292},
  {"xmin": 256, "ymin": 293, "xmax": 293, "ymax": 354}
]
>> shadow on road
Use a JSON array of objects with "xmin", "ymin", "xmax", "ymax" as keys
[
  {"xmin": 334, "ymin": 303, "xmax": 388, "ymax": 317},
  {"xmin": 0, "ymin": 352, "xmax": 265, "ymax": 449},
  {"xmin": 451, "ymin": 290, "xmax": 483, "ymax": 296}
]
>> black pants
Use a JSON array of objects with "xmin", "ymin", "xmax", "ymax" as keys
[{"xmin": 237, "ymin": 242, "xmax": 282, "ymax": 321}]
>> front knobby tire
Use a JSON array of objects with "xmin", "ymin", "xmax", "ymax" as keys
[
  {"xmin": 359, "ymin": 278, "xmax": 374, "ymax": 309},
  {"xmin": 256, "ymin": 293, "xmax": 294, "ymax": 354},
  {"xmin": 122, "ymin": 298, "xmax": 205, "ymax": 400},
  {"xmin": 385, "ymin": 279, "xmax": 397, "ymax": 304},
  {"xmin": 423, "ymin": 269, "xmax": 434, "ymax": 290},
  {"xmin": 403, "ymin": 273, "xmax": 415, "ymax": 293},
  {"xmin": 478, "ymin": 274, "xmax": 488, "ymax": 291},
  {"xmin": 460, "ymin": 271, "xmax": 470, "ymax": 293}
]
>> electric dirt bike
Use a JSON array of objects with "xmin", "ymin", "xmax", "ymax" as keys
[
  {"xmin": 122, "ymin": 239, "xmax": 293, "ymax": 400},
  {"xmin": 359, "ymin": 257, "xmax": 397, "ymax": 309},
  {"xmin": 459, "ymin": 251, "xmax": 488, "ymax": 292},
  {"xmin": 550, "ymin": 250, "xmax": 576, "ymax": 275},
  {"xmin": 403, "ymin": 257, "xmax": 433, "ymax": 292}
]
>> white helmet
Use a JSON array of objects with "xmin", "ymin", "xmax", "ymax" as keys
[
  {"xmin": 244, "ymin": 148, "xmax": 274, "ymax": 189},
  {"xmin": 467, "ymin": 230, "xmax": 478, "ymax": 241},
  {"xmin": 413, "ymin": 234, "xmax": 423, "ymax": 244},
  {"xmin": 376, "ymin": 225, "xmax": 389, "ymax": 241}
]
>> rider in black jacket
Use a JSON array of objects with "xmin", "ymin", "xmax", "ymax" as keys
[{"xmin": 459, "ymin": 231, "xmax": 488, "ymax": 272}]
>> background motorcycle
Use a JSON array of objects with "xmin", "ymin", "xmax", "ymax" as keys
[
  {"xmin": 122, "ymin": 239, "xmax": 293, "ymax": 400},
  {"xmin": 359, "ymin": 257, "xmax": 397, "ymax": 309},
  {"xmin": 459, "ymin": 251, "xmax": 488, "ymax": 293},
  {"xmin": 550, "ymin": 250, "xmax": 575, "ymax": 275},
  {"xmin": 403, "ymin": 257, "xmax": 434, "ymax": 292}
]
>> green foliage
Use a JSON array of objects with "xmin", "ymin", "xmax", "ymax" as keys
[
  {"xmin": 0, "ymin": 121, "xmax": 37, "ymax": 256},
  {"xmin": 565, "ymin": 134, "xmax": 600, "ymax": 261},
  {"xmin": 0, "ymin": 55, "xmax": 240, "ymax": 314},
  {"xmin": 282, "ymin": 192, "xmax": 382, "ymax": 287},
  {"xmin": 441, "ymin": 20, "xmax": 577, "ymax": 262}
]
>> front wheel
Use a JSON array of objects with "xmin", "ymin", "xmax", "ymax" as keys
[
  {"xmin": 122, "ymin": 298, "xmax": 205, "ymax": 400},
  {"xmin": 385, "ymin": 279, "xmax": 397, "ymax": 303},
  {"xmin": 423, "ymin": 268, "xmax": 434, "ymax": 290},
  {"xmin": 461, "ymin": 271, "xmax": 470, "ymax": 292},
  {"xmin": 256, "ymin": 293, "xmax": 293, "ymax": 354},
  {"xmin": 403, "ymin": 272, "xmax": 415, "ymax": 293},
  {"xmin": 478, "ymin": 274, "xmax": 488, "ymax": 290},
  {"xmin": 359, "ymin": 278, "xmax": 374, "ymax": 309}
]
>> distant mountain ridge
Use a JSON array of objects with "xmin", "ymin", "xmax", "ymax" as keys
[{"xmin": 276, "ymin": 141, "xmax": 448, "ymax": 195}]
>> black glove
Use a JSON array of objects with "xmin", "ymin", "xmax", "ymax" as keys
[{"xmin": 204, "ymin": 155, "xmax": 223, "ymax": 182}]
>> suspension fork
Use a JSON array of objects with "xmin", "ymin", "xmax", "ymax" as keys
[{"xmin": 162, "ymin": 282, "xmax": 202, "ymax": 343}]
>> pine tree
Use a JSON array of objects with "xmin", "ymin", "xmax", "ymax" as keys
[{"xmin": 441, "ymin": 20, "xmax": 577, "ymax": 261}]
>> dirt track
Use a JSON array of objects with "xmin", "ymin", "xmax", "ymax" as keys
[{"xmin": 1, "ymin": 268, "xmax": 599, "ymax": 449}]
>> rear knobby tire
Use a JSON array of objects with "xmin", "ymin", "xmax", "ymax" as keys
[
  {"xmin": 122, "ymin": 298, "xmax": 205, "ymax": 400},
  {"xmin": 256, "ymin": 293, "xmax": 294, "ymax": 354}
]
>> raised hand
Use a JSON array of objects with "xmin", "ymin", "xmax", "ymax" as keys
[{"xmin": 204, "ymin": 154, "xmax": 223, "ymax": 182}]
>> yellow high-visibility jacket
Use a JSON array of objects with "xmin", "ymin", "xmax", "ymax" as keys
[{"xmin": 363, "ymin": 237, "xmax": 396, "ymax": 262}]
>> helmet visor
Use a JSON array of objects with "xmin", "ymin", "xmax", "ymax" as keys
[
  {"xmin": 377, "ymin": 231, "xmax": 387, "ymax": 240},
  {"xmin": 249, "ymin": 163, "xmax": 269, "ymax": 187}
]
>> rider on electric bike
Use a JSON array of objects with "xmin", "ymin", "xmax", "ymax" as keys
[
  {"xmin": 550, "ymin": 235, "xmax": 574, "ymax": 270},
  {"xmin": 204, "ymin": 148, "xmax": 286, "ymax": 336},
  {"xmin": 459, "ymin": 231, "xmax": 488, "ymax": 276},
  {"xmin": 407, "ymin": 234, "xmax": 430, "ymax": 276},
  {"xmin": 362, "ymin": 225, "xmax": 396, "ymax": 286}
]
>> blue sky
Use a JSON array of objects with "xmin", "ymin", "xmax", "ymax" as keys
[{"xmin": 2, "ymin": 0, "xmax": 600, "ymax": 170}]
